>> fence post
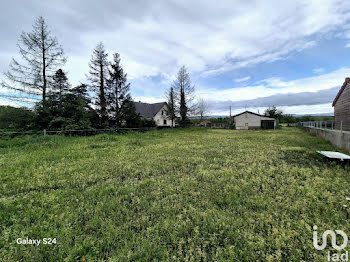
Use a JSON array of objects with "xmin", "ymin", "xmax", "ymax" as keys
[
  {"xmin": 44, "ymin": 129, "xmax": 46, "ymax": 136},
  {"xmin": 332, "ymin": 121, "xmax": 334, "ymax": 129}
]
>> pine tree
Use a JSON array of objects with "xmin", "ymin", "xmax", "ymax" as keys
[
  {"xmin": 2, "ymin": 16, "xmax": 66, "ymax": 106},
  {"xmin": 70, "ymin": 84, "xmax": 90, "ymax": 104},
  {"xmin": 88, "ymin": 42, "xmax": 109, "ymax": 127},
  {"xmin": 165, "ymin": 87, "xmax": 176, "ymax": 127},
  {"xmin": 121, "ymin": 96, "xmax": 140, "ymax": 127},
  {"xmin": 179, "ymin": 89, "xmax": 187, "ymax": 124},
  {"xmin": 51, "ymin": 69, "xmax": 70, "ymax": 99},
  {"xmin": 107, "ymin": 53, "xmax": 131, "ymax": 126},
  {"xmin": 60, "ymin": 84, "xmax": 94, "ymax": 129}
]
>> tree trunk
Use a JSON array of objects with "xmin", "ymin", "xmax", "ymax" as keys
[
  {"xmin": 41, "ymin": 25, "xmax": 47, "ymax": 106},
  {"xmin": 100, "ymin": 63, "xmax": 106, "ymax": 127}
]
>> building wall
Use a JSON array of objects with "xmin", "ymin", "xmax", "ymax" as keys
[
  {"xmin": 334, "ymin": 83, "xmax": 350, "ymax": 131},
  {"xmin": 234, "ymin": 112, "xmax": 275, "ymax": 130},
  {"xmin": 153, "ymin": 105, "xmax": 173, "ymax": 127}
]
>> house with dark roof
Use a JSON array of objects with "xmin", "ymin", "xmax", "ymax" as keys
[
  {"xmin": 134, "ymin": 101, "xmax": 173, "ymax": 127},
  {"xmin": 333, "ymin": 78, "xmax": 350, "ymax": 131},
  {"xmin": 232, "ymin": 111, "xmax": 276, "ymax": 130}
]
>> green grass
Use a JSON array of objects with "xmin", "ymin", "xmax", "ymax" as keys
[{"xmin": 1, "ymin": 128, "xmax": 350, "ymax": 261}]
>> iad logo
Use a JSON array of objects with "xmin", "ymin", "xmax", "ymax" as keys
[{"xmin": 313, "ymin": 226, "xmax": 349, "ymax": 261}]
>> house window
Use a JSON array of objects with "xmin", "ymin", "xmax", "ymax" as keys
[{"xmin": 163, "ymin": 120, "xmax": 167, "ymax": 125}]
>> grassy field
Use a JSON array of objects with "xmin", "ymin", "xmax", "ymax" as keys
[{"xmin": 1, "ymin": 128, "xmax": 350, "ymax": 261}]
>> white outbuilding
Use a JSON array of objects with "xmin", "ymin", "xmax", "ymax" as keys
[{"xmin": 232, "ymin": 111, "xmax": 276, "ymax": 130}]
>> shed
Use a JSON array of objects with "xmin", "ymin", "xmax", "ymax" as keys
[
  {"xmin": 332, "ymin": 78, "xmax": 350, "ymax": 131},
  {"xmin": 232, "ymin": 111, "xmax": 276, "ymax": 130}
]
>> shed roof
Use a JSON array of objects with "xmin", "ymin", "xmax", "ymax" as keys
[
  {"xmin": 232, "ymin": 110, "xmax": 275, "ymax": 120},
  {"xmin": 133, "ymin": 101, "xmax": 167, "ymax": 118},
  {"xmin": 332, "ymin": 77, "xmax": 350, "ymax": 107}
]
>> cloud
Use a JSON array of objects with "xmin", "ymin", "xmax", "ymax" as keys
[
  {"xmin": 198, "ymin": 67, "xmax": 350, "ymax": 115},
  {"xmin": 234, "ymin": 76, "xmax": 251, "ymax": 83},
  {"xmin": 313, "ymin": 67, "xmax": 325, "ymax": 74},
  {"xmin": 280, "ymin": 103, "xmax": 333, "ymax": 115},
  {"xmin": 128, "ymin": 67, "xmax": 348, "ymax": 115},
  {"xmin": 0, "ymin": 98, "xmax": 21, "ymax": 107},
  {"xmin": 213, "ymin": 103, "xmax": 333, "ymax": 116},
  {"xmin": 198, "ymin": 67, "xmax": 350, "ymax": 103},
  {"xmin": 1, "ymin": 0, "xmax": 350, "ymax": 84},
  {"xmin": 133, "ymin": 96, "xmax": 166, "ymax": 104},
  {"xmin": 1, "ymin": 0, "xmax": 350, "ymax": 117},
  {"xmin": 346, "ymin": 43, "xmax": 350, "ymax": 48},
  {"xmin": 201, "ymin": 41, "xmax": 317, "ymax": 77},
  {"xmin": 207, "ymin": 86, "xmax": 338, "ymax": 112}
]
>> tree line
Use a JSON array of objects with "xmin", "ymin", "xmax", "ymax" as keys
[
  {"xmin": 1, "ymin": 16, "xmax": 198, "ymax": 131},
  {"xmin": 264, "ymin": 106, "xmax": 333, "ymax": 124}
]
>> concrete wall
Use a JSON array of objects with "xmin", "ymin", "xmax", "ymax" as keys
[
  {"xmin": 153, "ymin": 104, "xmax": 173, "ymax": 127},
  {"xmin": 304, "ymin": 127, "xmax": 350, "ymax": 153},
  {"xmin": 234, "ymin": 112, "xmax": 276, "ymax": 130}
]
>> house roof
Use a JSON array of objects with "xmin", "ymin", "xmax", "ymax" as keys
[
  {"xmin": 232, "ymin": 110, "xmax": 275, "ymax": 120},
  {"xmin": 133, "ymin": 101, "xmax": 167, "ymax": 118},
  {"xmin": 332, "ymin": 77, "xmax": 350, "ymax": 107}
]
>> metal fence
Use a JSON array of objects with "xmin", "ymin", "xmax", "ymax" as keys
[{"xmin": 299, "ymin": 120, "xmax": 350, "ymax": 132}]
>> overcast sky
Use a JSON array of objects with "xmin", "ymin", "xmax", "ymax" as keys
[{"xmin": 1, "ymin": 0, "xmax": 350, "ymax": 115}]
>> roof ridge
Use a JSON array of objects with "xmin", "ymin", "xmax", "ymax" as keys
[
  {"xmin": 232, "ymin": 110, "xmax": 275, "ymax": 119},
  {"xmin": 133, "ymin": 101, "xmax": 167, "ymax": 118}
]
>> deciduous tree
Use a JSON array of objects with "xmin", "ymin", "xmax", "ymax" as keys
[
  {"xmin": 264, "ymin": 106, "xmax": 283, "ymax": 120},
  {"xmin": 172, "ymin": 66, "xmax": 195, "ymax": 125},
  {"xmin": 196, "ymin": 98, "xmax": 209, "ymax": 120},
  {"xmin": 2, "ymin": 16, "xmax": 66, "ymax": 106}
]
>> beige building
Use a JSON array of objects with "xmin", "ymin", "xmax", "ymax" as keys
[
  {"xmin": 233, "ymin": 111, "xmax": 276, "ymax": 130},
  {"xmin": 134, "ymin": 101, "xmax": 173, "ymax": 127}
]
